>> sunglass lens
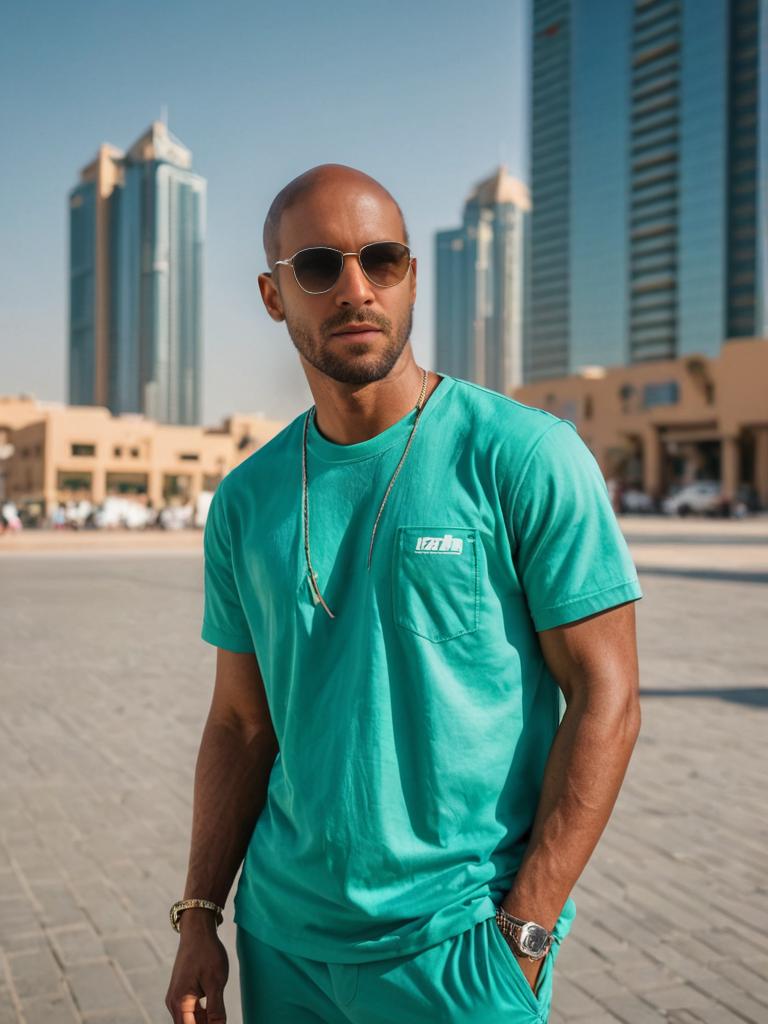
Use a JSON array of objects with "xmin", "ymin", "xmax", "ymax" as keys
[
  {"xmin": 292, "ymin": 248, "xmax": 343, "ymax": 293},
  {"xmin": 360, "ymin": 243, "xmax": 411, "ymax": 287}
]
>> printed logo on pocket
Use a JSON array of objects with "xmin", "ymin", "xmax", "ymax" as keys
[{"xmin": 414, "ymin": 533, "xmax": 464, "ymax": 554}]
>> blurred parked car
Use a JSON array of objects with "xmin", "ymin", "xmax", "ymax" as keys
[
  {"xmin": 93, "ymin": 497, "xmax": 155, "ymax": 529},
  {"xmin": 619, "ymin": 488, "xmax": 656, "ymax": 514},
  {"xmin": 661, "ymin": 480, "xmax": 748, "ymax": 518},
  {"xmin": 158, "ymin": 504, "xmax": 194, "ymax": 530},
  {"xmin": 63, "ymin": 499, "xmax": 95, "ymax": 529}
]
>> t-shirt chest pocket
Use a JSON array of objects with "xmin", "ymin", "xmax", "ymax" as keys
[{"xmin": 392, "ymin": 525, "xmax": 479, "ymax": 642}]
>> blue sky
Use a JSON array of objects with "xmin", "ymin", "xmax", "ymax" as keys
[{"xmin": 0, "ymin": 0, "xmax": 530, "ymax": 425}]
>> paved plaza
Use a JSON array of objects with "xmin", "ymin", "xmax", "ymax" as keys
[{"xmin": 0, "ymin": 516, "xmax": 767, "ymax": 1024}]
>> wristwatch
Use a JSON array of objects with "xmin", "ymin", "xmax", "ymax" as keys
[
  {"xmin": 495, "ymin": 904, "xmax": 554, "ymax": 961},
  {"xmin": 170, "ymin": 898, "xmax": 224, "ymax": 932}
]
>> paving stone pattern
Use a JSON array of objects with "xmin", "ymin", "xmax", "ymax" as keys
[{"xmin": 1, "ymin": 526, "xmax": 766, "ymax": 1023}]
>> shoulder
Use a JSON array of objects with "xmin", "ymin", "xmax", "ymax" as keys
[
  {"xmin": 446, "ymin": 376, "xmax": 573, "ymax": 474},
  {"xmin": 448, "ymin": 376, "xmax": 562, "ymax": 439}
]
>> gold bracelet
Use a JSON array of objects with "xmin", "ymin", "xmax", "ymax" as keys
[{"xmin": 170, "ymin": 898, "xmax": 224, "ymax": 932}]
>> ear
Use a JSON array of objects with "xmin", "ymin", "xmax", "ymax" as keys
[{"xmin": 258, "ymin": 272, "xmax": 285, "ymax": 322}]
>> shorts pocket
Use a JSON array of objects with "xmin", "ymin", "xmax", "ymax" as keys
[
  {"xmin": 486, "ymin": 916, "xmax": 550, "ymax": 1018},
  {"xmin": 392, "ymin": 525, "xmax": 479, "ymax": 642}
]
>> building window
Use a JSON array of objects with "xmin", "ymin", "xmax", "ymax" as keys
[
  {"xmin": 106, "ymin": 472, "xmax": 148, "ymax": 495},
  {"xmin": 113, "ymin": 446, "xmax": 122, "ymax": 457},
  {"xmin": 643, "ymin": 380, "xmax": 679, "ymax": 408},
  {"xmin": 163, "ymin": 474, "xmax": 192, "ymax": 500},
  {"xmin": 71, "ymin": 443, "xmax": 96, "ymax": 457},
  {"xmin": 619, "ymin": 383, "xmax": 640, "ymax": 414},
  {"xmin": 57, "ymin": 470, "xmax": 92, "ymax": 491},
  {"xmin": 179, "ymin": 452, "xmax": 200, "ymax": 461},
  {"xmin": 130, "ymin": 447, "xmax": 140, "ymax": 458}
]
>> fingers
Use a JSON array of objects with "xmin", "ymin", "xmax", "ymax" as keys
[
  {"xmin": 203, "ymin": 988, "xmax": 227, "ymax": 1023},
  {"xmin": 166, "ymin": 989, "xmax": 201, "ymax": 1024},
  {"xmin": 179, "ymin": 993, "xmax": 201, "ymax": 1024},
  {"xmin": 172, "ymin": 989, "xmax": 226, "ymax": 1024}
]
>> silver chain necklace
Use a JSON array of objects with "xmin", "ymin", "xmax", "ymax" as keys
[{"xmin": 301, "ymin": 367, "xmax": 430, "ymax": 618}]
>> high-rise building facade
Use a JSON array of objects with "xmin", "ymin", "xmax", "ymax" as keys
[
  {"xmin": 435, "ymin": 167, "xmax": 530, "ymax": 394},
  {"xmin": 528, "ymin": 0, "xmax": 571, "ymax": 383},
  {"xmin": 527, "ymin": 0, "xmax": 766, "ymax": 383},
  {"xmin": 68, "ymin": 122, "xmax": 206, "ymax": 424}
]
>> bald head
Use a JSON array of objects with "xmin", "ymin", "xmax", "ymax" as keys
[{"xmin": 263, "ymin": 163, "xmax": 409, "ymax": 270}]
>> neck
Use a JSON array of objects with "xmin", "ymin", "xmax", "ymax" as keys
[{"xmin": 308, "ymin": 362, "xmax": 439, "ymax": 446}]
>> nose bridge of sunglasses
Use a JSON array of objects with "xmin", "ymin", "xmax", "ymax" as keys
[{"xmin": 339, "ymin": 250, "xmax": 376, "ymax": 288}]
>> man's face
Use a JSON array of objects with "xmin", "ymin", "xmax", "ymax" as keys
[{"xmin": 259, "ymin": 181, "xmax": 417, "ymax": 385}]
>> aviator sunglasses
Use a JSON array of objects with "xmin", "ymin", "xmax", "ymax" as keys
[{"xmin": 273, "ymin": 240, "xmax": 414, "ymax": 295}]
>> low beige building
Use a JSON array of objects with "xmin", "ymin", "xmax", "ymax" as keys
[
  {"xmin": 511, "ymin": 337, "xmax": 768, "ymax": 508},
  {"xmin": 4, "ymin": 335, "xmax": 766, "ymax": 522},
  {"xmin": 0, "ymin": 395, "xmax": 285, "ymax": 522}
]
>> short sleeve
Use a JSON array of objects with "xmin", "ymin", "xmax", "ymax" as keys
[
  {"xmin": 201, "ymin": 485, "xmax": 256, "ymax": 653},
  {"xmin": 511, "ymin": 419, "xmax": 643, "ymax": 631}
]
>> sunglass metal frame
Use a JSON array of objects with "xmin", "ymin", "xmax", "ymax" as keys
[{"xmin": 273, "ymin": 240, "xmax": 414, "ymax": 294}]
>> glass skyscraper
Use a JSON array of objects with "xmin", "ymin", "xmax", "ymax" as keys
[
  {"xmin": 68, "ymin": 122, "xmax": 206, "ymax": 425},
  {"xmin": 435, "ymin": 167, "xmax": 530, "ymax": 394},
  {"xmin": 527, "ymin": 0, "xmax": 766, "ymax": 382},
  {"xmin": 528, "ymin": 0, "xmax": 571, "ymax": 382}
]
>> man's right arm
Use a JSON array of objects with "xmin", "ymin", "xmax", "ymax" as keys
[
  {"xmin": 182, "ymin": 646, "xmax": 279, "ymax": 914},
  {"xmin": 166, "ymin": 647, "xmax": 278, "ymax": 1024}
]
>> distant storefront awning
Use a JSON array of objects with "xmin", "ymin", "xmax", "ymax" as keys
[{"xmin": 659, "ymin": 425, "xmax": 720, "ymax": 444}]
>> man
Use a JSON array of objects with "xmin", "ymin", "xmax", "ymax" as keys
[{"xmin": 165, "ymin": 164, "xmax": 643, "ymax": 1024}]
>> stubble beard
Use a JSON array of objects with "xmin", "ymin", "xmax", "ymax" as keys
[{"xmin": 285, "ymin": 305, "xmax": 415, "ymax": 385}]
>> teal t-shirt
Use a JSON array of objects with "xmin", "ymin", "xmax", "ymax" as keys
[{"xmin": 201, "ymin": 374, "xmax": 643, "ymax": 964}]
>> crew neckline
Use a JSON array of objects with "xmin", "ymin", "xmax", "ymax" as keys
[{"xmin": 305, "ymin": 373, "xmax": 455, "ymax": 464}]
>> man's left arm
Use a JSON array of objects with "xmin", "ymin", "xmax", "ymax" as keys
[{"xmin": 500, "ymin": 598, "xmax": 642, "ymax": 991}]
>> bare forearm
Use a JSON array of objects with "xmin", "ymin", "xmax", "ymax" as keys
[
  {"xmin": 182, "ymin": 717, "xmax": 278, "ymax": 909},
  {"xmin": 502, "ymin": 689, "xmax": 641, "ymax": 930}
]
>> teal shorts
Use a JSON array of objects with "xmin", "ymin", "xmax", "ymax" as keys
[{"xmin": 236, "ymin": 898, "xmax": 576, "ymax": 1023}]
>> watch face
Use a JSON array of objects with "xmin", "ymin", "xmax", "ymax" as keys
[{"xmin": 520, "ymin": 923, "xmax": 549, "ymax": 956}]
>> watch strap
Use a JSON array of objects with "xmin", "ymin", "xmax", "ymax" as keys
[{"xmin": 170, "ymin": 898, "xmax": 224, "ymax": 932}]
